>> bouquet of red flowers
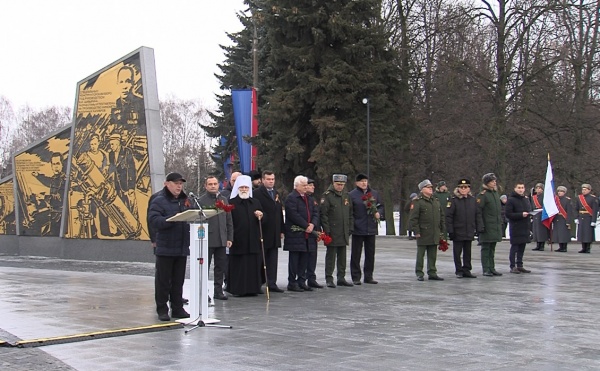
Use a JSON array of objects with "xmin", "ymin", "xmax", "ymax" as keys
[
  {"xmin": 215, "ymin": 199, "xmax": 235, "ymax": 213},
  {"xmin": 438, "ymin": 239, "xmax": 449, "ymax": 252},
  {"xmin": 361, "ymin": 192, "xmax": 379, "ymax": 215},
  {"xmin": 290, "ymin": 225, "xmax": 333, "ymax": 245}
]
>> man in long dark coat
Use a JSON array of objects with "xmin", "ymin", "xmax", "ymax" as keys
[
  {"xmin": 284, "ymin": 175, "xmax": 319, "ymax": 292},
  {"xmin": 477, "ymin": 173, "xmax": 504, "ymax": 276},
  {"xmin": 575, "ymin": 183, "xmax": 598, "ymax": 253},
  {"xmin": 552, "ymin": 186, "xmax": 573, "ymax": 252},
  {"xmin": 531, "ymin": 183, "xmax": 549, "ymax": 251},
  {"xmin": 445, "ymin": 178, "xmax": 482, "ymax": 279},
  {"xmin": 505, "ymin": 182, "xmax": 533, "ymax": 273},
  {"xmin": 228, "ymin": 175, "xmax": 264, "ymax": 296},
  {"xmin": 252, "ymin": 170, "xmax": 285, "ymax": 292}
]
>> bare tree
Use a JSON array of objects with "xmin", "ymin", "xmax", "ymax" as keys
[{"xmin": 159, "ymin": 97, "xmax": 214, "ymax": 194}]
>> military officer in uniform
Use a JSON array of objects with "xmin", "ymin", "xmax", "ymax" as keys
[
  {"xmin": 552, "ymin": 186, "xmax": 573, "ymax": 252},
  {"xmin": 575, "ymin": 183, "xmax": 598, "ymax": 253},
  {"xmin": 445, "ymin": 178, "xmax": 482, "ymax": 278},
  {"xmin": 320, "ymin": 174, "xmax": 354, "ymax": 288},
  {"xmin": 409, "ymin": 179, "xmax": 446, "ymax": 281},
  {"xmin": 477, "ymin": 173, "xmax": 504, "ymax": 276},
  {"xmin": 531, "ymin": 183, "xmax": 549, "ymax": 251}
]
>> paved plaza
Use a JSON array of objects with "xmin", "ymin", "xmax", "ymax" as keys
[{"xmin": 1, "ymin": 237, "xmax": 599, "ymax": 370}]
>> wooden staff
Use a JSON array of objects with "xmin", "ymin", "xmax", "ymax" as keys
[{"xmin": 258, "ymin": 221, "xmax": 270, "ymax": 301}]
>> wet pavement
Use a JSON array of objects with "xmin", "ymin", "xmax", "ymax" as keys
[{"xmin": 1, "ymin": 238, "xmax": 599, "ymax": 370}]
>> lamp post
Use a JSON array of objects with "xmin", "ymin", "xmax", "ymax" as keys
[{"xmin": 362, "ymin": 97, "xmax": 370, "ymax": 178}]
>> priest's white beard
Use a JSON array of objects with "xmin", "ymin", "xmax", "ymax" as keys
[{"xmin": 239, "ymin": 191, "xmax": 250, "ymax": 199}]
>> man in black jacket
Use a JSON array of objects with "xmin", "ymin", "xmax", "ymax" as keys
[
  {"xmin": 349, "ymin": 173, "xmax": 383, "ymax": 285},
  {"xmin": 252, "ymin": 170, "xmax": 285, "ymax": 292},
  {"xmin": 505, "ymin": 182, "xmax": 532, "ymax": 273},
  {"xmin": 445, "ymin": 179, "xmax": 482, "ymax": 278},
  {"xmin": 148, "ymin": 172, "xmax": 194, "ymax": 321}
]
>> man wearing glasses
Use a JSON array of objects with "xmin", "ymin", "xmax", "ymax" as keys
[{"xmin": 446, "ymin": 179, "xmax": 482, "ymax": 278}]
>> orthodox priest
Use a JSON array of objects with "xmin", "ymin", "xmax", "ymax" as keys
[{"xmin": 228, "ymin": 175, "xmax": 265, "ymax": 296}]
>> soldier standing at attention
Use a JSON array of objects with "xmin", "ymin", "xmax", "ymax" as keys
[
  {"xmin": 477, "ymin": 173, "xmax": 504, "ymax": 277},
  {"xmin": 445, "ymin": 178, "xmax": 482, "ymax": 279},
  {"xmin": 575, "ymin": 184, "xmax": 598, "ymax": 253},
  {"xmin": 553, "ymin": 186, "xmax": 573, "ymax": 252},
  {"xmin": 320, "ymin": 174, "xmax": 354, "ymax": 288},
  {"xmin": 409, "ymin": 179, "xmax": 446, "ymax": 281},
  {"xmin": 531, "ymin": 183, "xmax": 549, "ymax": 251}
]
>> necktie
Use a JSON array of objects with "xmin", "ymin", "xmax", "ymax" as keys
[{"xmin": 268, "ymin": 189, "xmax": 275, "ymax": 199}]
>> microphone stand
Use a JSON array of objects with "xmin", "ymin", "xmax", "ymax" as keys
[{"xmin": 184, "ymin": 191, "xmax": 232, "ymax": 333}]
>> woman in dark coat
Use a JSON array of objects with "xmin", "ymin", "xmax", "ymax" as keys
[{"xmin": 505, "ymin": 182, "xmax": 532, "ymax": 273}]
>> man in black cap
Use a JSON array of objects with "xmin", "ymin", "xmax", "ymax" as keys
[
  {"xmin": 148, "ymin": 172, "xmax": 194, "ymax": 321},
  {"xmin": 349, "ymin": 173, "xmax": 383, "ymax": 284},
  {"xmin": 249, "ymin": 170, "xmax": 262, "ymax": 190},
  {"xmin": 446, "ymin": 178, "xmax": 482, "ymax": 278},
  {"xmin": 305, "ymin": 178, "xmax": 324, "ymax": 288}
]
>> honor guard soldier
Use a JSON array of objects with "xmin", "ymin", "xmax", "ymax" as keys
[
  {"xmin": 476, "ymin": 173, "xmax": 504, "ymax": 276},
  {"xmin": 575, "ymin": 183, "xmax": 598, "ymax": 253},
  {"xmin": 552, "ymin": 186, "xmax": 573, "ymax": 252}
]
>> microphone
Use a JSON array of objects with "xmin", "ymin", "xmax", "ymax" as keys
[{"xmin": 187, "ymin": 192, "xmax": 201, "ymax": 209}]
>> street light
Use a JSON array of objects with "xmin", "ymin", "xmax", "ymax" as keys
[{"xmin": 362, "ymin": 97, "xmax": 370, "ymax": 178}]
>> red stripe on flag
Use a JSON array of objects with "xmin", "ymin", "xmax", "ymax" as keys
[{"xmin": 542, "ymin": 216, "xmax": 554, "ymax": 230}]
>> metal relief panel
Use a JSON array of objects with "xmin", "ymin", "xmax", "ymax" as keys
[
  {"xmin": 0, "ymin": 177, "xmax": 17, "ymax": 235},
  {"xmin": 13, "ymin": 128, "xmax": 71, "ymax": 236},
  {"xmin": 66, "ymin": 49, "xmax": 152, "ymax": 240}
]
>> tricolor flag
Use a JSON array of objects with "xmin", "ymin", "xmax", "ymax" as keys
[
  {"xmin": 231, "ymin": 88, "xmax": 258, "ymax": 174},
  {"xmin": 541, "ymin": 155, "xmax": 559, "ymax": 229}
]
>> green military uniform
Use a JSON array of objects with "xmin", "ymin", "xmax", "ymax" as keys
[
  {"xmin": 434, "ymin": 183, "xmax": 450, "ymax": 239},
  {"xmin": 476, "ymin": 185, "xmax": 503, "ymax": 275},
  {"xmin": 409, "ymin": 192, "xmax": 446, "ymax": 279},
  {"xmin": 320, "ymin": 184, "xmax": 354, "ymax": 285}
]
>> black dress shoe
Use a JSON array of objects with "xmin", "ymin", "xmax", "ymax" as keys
[
  {"xmin": 491, "ymin": 270, "xmax": 503, "ymax": 276},
  {"xmin": 158, "ymin": 312, "xmax": 171, "ymax": 321},
  {"xmin": 214, "ymin": 292, "xmax": 228, "ymax": 300},
  {"xmin": 578, "ymin": 249, "xmax": 586, "ymax": 253},
  {"xmin": 268, "ymin": 286, "xmax": 285, "ymax": 293},
  {"xmin": 353, "ymin": 280, "xmax": 362, "ymax": 285},
  {"xmin": 462, "ymin": 271, "xmax": 477, "ymax": 278},
  {"xmin": 337, "ymin": 280, "xmax": 354, "ymax": 287},
  {"xmin": 555, "ymin": 249, "xmax": 566, "ymax": 252},
  {"xmin": 308, "ymin": 280, "xmax": 324, "ymax": 289},
  {"xmin": 417, "ymin": 276, "xmax": 424, "ymax": 281},
  {"xmin": 483, "ymin": 272, "xmax": 494, "ymax": 277},
  {"xmin": 326, "ymin": 281, "xmax": 336, "ymax": 288},
  {"xmin": 298, "ymin": 283, "xmax": 313, "ymax": 291},
  {"xmin": 171, "ymin": 309, "xmax": 190, "ymax": 319},
  {"xmin": 456, "ymin": 272, "xmax": 464, "ymax": 278},
  {"xmin": 428, "ymin": 275, "xmax": 444, "ymax": 281},
  {"xmin": 364, "ymin": 279, "xmax": 378, "ymax": 284},
  {"xmin": 287, "ymin": 284, "xmax": 304, "ymax": 292}
]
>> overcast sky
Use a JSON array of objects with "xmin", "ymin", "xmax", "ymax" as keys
[{"xmin": 0, "ymin": 0, "xmax": 246, "ymax": 111}]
